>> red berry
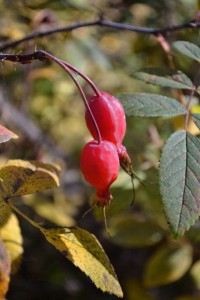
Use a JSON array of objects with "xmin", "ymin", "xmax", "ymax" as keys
[
  {"xmin": 85, "ymin": 92, "xmax": 126, "ymax": 153},
  {"xmin": 80, "ymin": 140, "xmax": 120, "ymax": 207}
]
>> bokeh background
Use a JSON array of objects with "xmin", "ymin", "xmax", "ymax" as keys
[{"xmin": 0, "ymin": 0, "xmax": 200, "ymax": 299}]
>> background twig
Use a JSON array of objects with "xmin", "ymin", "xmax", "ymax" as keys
[{"xmin": 0, "ymin": 18, "xmax": 199, "ymax": 52}]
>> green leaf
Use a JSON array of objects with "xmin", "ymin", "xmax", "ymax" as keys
[
  {"xmin": 144, "ymin": 243, "xmax": 192, "ymax": 287},
  {"xmin": 192, "ymin": 113, "xmax": 200, "ymax": 129},
  {"xmin": 40, "ymin": 225, "xmax": 123, "ymax": 298},
  {"xmin": 159, "ymin": 130, "xmax": 200, "ymax": 237},
  {"xmin": 134, "ymin": 68, "xmax": 193, "ymax": 89},
  {"xmin": 108, "ymin": 214, "xmax": 165, "ymax": 248},
  {"xmin": 0, "ymin": 160, "xmax": 60, "ymax": 198},
  {"xmin": 0, "ymin": 125, "xmax": 18, "ymax": 144},
  {"xmin": 173, "ymin": 41, "xmax": 200, "ymax": 62},
  {"xmin": 117, "ymin": 93, "xmax": 187, "ymax": 117}
]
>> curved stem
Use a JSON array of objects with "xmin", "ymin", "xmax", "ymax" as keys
[
  {"xmin": 41, "ymin": 51, "xmax": 102, "ymax": 144},
  {"xmin": 60, "ymin": 59, "xmax": 101, "ymax": 97},
  {"xmin": 0, "ymin": 50, "xmax": 102, "ymax": 143},
  {"xmin": 9, "ymin": 202, "xmax": 41, "ymax": 229}
]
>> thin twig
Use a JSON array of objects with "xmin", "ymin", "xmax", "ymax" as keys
[{"xmin": 0, "ymin": 18, "xmax": 199, "ymax": 52}]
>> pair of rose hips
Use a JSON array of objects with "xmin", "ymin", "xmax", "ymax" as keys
[{"xmin": 80, "ymin": 91, "xmax": 130, "ymax": 207}]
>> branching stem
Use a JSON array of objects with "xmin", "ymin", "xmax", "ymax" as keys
[
  {"xmin": 0, "ymin": 18, "xmax": 200, "ymax": 52},
  {"xmin": 0, "ymin": 50, "xmax": 102, "ymax": 144}
]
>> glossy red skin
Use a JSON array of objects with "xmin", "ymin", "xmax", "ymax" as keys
[
  {"xmin": 85, "ymin": 92, "xmax": 126, "ymax": 152},
  {"xmin": 80, "ymin": 140, "xmax": 120, "ymax": 206}
]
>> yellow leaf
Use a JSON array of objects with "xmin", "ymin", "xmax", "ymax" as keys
[
  {"xmin": 0, "ymin": 198, "xmax": 11, "ymax": 227},
  {"xmin": 144, "ymin": 243, "xmax": 192, "ymax": 287},
  {"xmin": 0, "ymin": 160, "xmax": 60, "ymax": 198},
  {"xmin": 190, "ymin": 260, "xmax": 200, "ymax": 289},
  {"xmin": 0, "ymin": 213, "xmax": 23, "ymax": 274},
  {"xmin": 191, "ymin": 105, "xmax": 200, "ymax": 114},
  {"xmin": 10, "ymin": 204, "xmax": 123, "ymax": 297},
  {"xmin": 40, "ymin": 226, "xmax": 123, "ymax": 298},
  {"xmin": 172, "ymin": 115, "xmax": 200, "ymax": 135},
  {"xmin": 0, "ymin": 235, "xmax": 11, "ymax": 300}
]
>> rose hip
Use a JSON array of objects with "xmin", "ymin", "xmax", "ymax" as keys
[
  {"xmin": 80, "ymin": 140, "xmax": 120, "ymax": 207},
  {"xmin": 85, "ymin": 91, "xmax": 126, "ymax": 153},
  {"xmin": 85, "ymin": 91, "xmax": 134, "ymax": 175}
]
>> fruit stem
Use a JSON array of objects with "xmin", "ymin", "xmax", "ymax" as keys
[
  {"xmin": 60, "ymin": 59, "xmax": 101, "ymax": 97},
  {"xmin": 42, "ymin": 51, "xmax": 102, "ymax": 144},
  {"xmin": 103, "ymin": 206, "xmax": 111, "ymax": 238}
]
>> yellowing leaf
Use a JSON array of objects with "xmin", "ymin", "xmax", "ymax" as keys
[
  {"xmin": 0, "ymin": 160, "xmax": 60, "ymax": 198},
  {"xmin": 0, "ymin": 198, "xmax": 11, "ymax": 227},
  {"xmin": 190, "ymin": 260, "xmax": 200, "ymax": 289},
  {"xmin": 40, "ymin": 225, "xmax": 123, "ymax": 298},
  {"xmin": 10, "ymin": 204, "xmax": 123, "ymax": 297},
  {"xmin": 0, "ymin": 235, "xmax": 11, "ymax": 300},
  {"xmin": 172, "ymin": 115, "xmax": 200, "ymax": 135},
  {"xmin": 144, "ymin": 243, "xmax": 192, "ymax": 287},
  {"xmin": 0, "ymin": 213, "xmax": 23, "ymax": 274},
  {"xmin": 0, "ymin": 125, "xmax": 18, "ymax": 144}
]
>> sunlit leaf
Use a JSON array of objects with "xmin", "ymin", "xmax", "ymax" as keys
[
  {"xmin": 0, "ymin": 235, "xmax": 10, "ymax": 300},
  {"xmin": 144, "ymin": 243, "xmax": 192, "ymax": 287},
  {"xmin": 117, "ymin": 93, "xmax": 187, "ymax": 117},
  {"xmin": 0, "ymin": 125, "xmax": 18, "ymax": 144},
  {"xmin": 0, "ymin": 160, "xmax": 60, "ymax": 198},
  {"xmin": 159, "ymin": 130, "xmax": 200, "ymax": 237},
  {"xmin": 108, "ymin": 214, "xmax": 165, "ymax": 247},
  {"xmin": 0, "ymin": 213, "xmax": 23, "ymax": 274},
  {"xmin": 173, "ymin": 41, "xmax": 200, "ymax": 62},
  {"xmin": 40, "ymin": 225, "xmax": 123, "ymax": 297},
  {"xmin": 134, "ymin": 68, "xmax": 193, "ymax": 89},
  {"xmin": 10, "ymin": 203, "xmax": 123, "ymax": 297}
]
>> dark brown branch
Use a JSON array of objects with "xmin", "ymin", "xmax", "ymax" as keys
[
  {"xmin": 0, "ymin": 18, "xmax": 199, "ymax": 52},
  {"xmin": 0, "ymin": 50, "xmax": 48, "ymax": 63}
]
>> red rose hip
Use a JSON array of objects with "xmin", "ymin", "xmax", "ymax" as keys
[
  {"xmin": 85, "ymin": 91, "xmax": 126, "ymax": 152},
  {"xmin": 80, "ymin": 140, "xmax": 120, "ymax": 207}
]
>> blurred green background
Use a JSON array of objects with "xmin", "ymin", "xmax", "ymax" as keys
[{"xmin": 0, "ymin": 0, "xmax": 200, "ymax": 299}]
